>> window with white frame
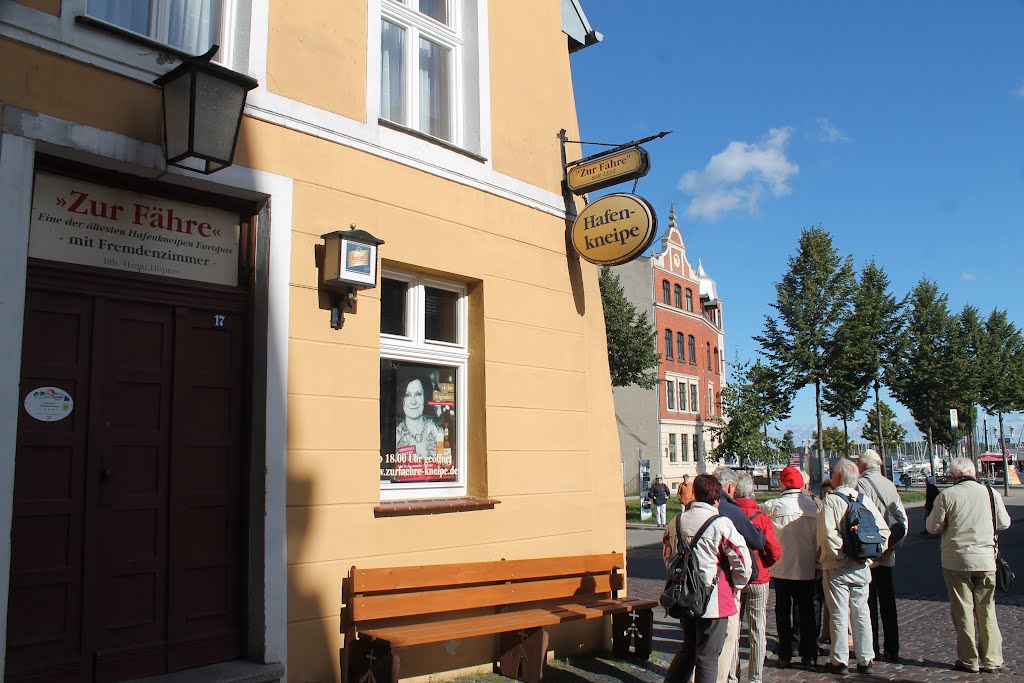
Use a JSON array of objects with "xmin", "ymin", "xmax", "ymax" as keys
[
  {"xmin": 708, "ymin": 386, "xmax": 714, "ymax": 416},
  {"xmin": 666, "ymin": 380, "xmax": 675, "ymax": 410},
  {"xmin": 381, "ymin": 0, "xmax": 473, "ymax": 145},
  {"xmin": 678, "ymin": 382, "xmax": 687, "ymax": 412},
  {"xmin": 690, "ymin": 384, "xmax": 699, "ymax": 415},
  {"xmin": 669, "ymin": 434, "xmax": 677, "ymax": 462},
  {"xmin": 86, "ymin": 0, "xmax": 229, "ymax": 56},
  {"xmin": 379, "ymin": 270, "xmax": 468, "ymax": 498},
  {"xmin": 681, "ymin": 438, "xmax": 690, "ymax": 462}
]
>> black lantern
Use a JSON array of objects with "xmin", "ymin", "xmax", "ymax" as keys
[
  {"xmin": 319, "ymin": 226, "xmax": 385, "ymax": 329},
  {"xmin": 153, "ymin": 45, "xmax": 259, "ymax": 174}
]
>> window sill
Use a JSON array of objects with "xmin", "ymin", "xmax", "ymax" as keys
[
  {"xmin": 74, "ymin": 14, "xmax": 196, "ymax": 60},
  {"xmin": 374, "ymin": 496, "xmax": 499, "ymax": 518},
  {"xmin": 378, "ymin": 118, "xmax": 487, "ymax": 163}
]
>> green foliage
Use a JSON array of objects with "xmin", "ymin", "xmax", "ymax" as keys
[
  {"xmin": 712, "ymin": 360, "xmax": 791, "ymax": 467},
  {"xmin": 598, "ymin": 266, "xmax": 661, "ymax": 389},
  {"xmin": 861, "ymin": 400, "xmax": 907, "ymax": 451},
  {"xmin": 886, "ymin": 279, "xmax": 967, "ymax": 449},
  {"xmin": 756, "ymin": 226, "xmax": 855, "ymax": 464},
  {"xmin": 781, "ymin": 429, "xmax": 796, "ymax": 452},
  {"xmin": 812, "ymin": 425, "xmax": 855, "ymax": 456},
  {"xmin": 977, "ymin": 309, "xmax": 1024, "ymax": 416}
]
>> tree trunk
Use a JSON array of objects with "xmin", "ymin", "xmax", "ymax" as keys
[
  {"xmin": 815, "ymin": 379, "xmax": 825, "ymax": 484},
  {"xmin": 999, "ymin": 412, "xmax": 1010, "ymax": 497},
  {"xmin": 843, "ymin": 419, "xmax": 850, "ymax": 458},
  {"xmin": 874, "ymin": 380, "xmax": 887, "ymax": 478},
  {"xmin": 927, "ymin": 426, "xmax": 935, "ymax": 478}
]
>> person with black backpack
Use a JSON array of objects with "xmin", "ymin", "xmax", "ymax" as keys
[
  {"xmin": 662, "ymin": 474, "xmax": 752, "ymax": 683},
  {"xmin": 817, "ymin": 459, "xmax": 890, "ymax": 676}
]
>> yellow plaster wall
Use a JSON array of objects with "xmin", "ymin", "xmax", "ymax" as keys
[
  {"xmin": 0, "ymin": 39, "xmax": 161, "ymax": 143},
  {"xmin": 12, "ymin": 0, "xmax": 60, "ymax": 15},
  {"xmin": 266, "ymin": 0, "xmax": 367, "ymax": 122},
  {"xmin": 260, "ymin": 117, "xmax": 623, "ymax": 681},
  {"xmin": 488, "ymin": 0, "xmax": 583, "ymax": 192}
]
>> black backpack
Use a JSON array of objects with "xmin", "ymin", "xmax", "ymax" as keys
[
  {"xmin": 660, "ymin": 515, "xmax": 720, "ymax": 619},
  {"xmin": 833, "ymin": 491, "xmax": 885, "ymax": 560}
]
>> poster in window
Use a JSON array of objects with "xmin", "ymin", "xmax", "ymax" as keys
[{"xmin": 380, "ymin": 359, "xmax": 457, "ymax": 484}]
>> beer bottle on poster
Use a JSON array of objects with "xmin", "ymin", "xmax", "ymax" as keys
[{"xmin": 443, "ymin": 424, "xmax": 451, "ymax": 465}]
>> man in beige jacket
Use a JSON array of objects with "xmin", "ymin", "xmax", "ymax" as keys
[
  {"xmin": 817, "ymin": 459, "xmax": 890, "ymax": 676},
  {"xmin": 925, "ymin": 457, "xmax": 1011, "ymax": 674}
]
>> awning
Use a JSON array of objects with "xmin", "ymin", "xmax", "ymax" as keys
[{"xmin": 980, "ymin": 454, "xmax": 1008, "ymax": 462}]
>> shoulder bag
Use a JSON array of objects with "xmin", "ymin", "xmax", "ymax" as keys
[{"xmin": 986, "ymin": 484, "xmax": 1014, "ymax": 593}]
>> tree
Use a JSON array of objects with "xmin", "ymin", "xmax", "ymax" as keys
[
  {"xmin": 861, "ymin": 400, "xmax": 907, "ymax": 453},
  {"xmin": 954, "ymin": 305, "xmax": 985, "ymax": 461},
  {"xmin": 756, "ymin": 227, "xmax": 855, "ymax": 482},
  {"xmin": 812, "ymin": 425, "xmax": 854, "ymax": 457},
  {"xmin": 598, "ymin": 266, "xmax": 660, "ymax": 388},
  {"xmin": 711, "ymin": 360, "xmax": 791, "ymax": 469},
  {"xmin": 976, "ymin": 309, "xmax": 1024, "ymax": 495},
  {"xmin": 781, "ymin": 429, "xmax": 796, "ymax": 453},
  {"xmin": 821, "ymin": 309, "xmax": 870, "ymax": 457},
  {"xmin": 887, "ymin": 279, "xmax": 966, "ymax": 474}
]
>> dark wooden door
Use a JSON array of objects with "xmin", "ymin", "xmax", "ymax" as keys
[{"xmin": 8, "ymin": 290, "xmax": 246, "ymax": 683}]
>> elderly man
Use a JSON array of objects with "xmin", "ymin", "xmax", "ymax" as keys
[
  {"xmin": 712, "ymin": 467, "xmax": 767, "ymax": 683},
  {"xmin": 855, "ymin": 449, "xmax": 908, "ymax": 663},
  {"xmin": 729, "ymin": 471, "xmax": 780, "ymax": 683},
  {"xmin": 926, "ymin": 457, "xmax": 1011, "ymax": 674},
  {"xmin": 649, "ymin": 474, "xmax": 672, "ymax": 528},
  {"xmin": 762, "ymin": 466, "xmax": 820, "ymax": 669},
  {"xmin": 818, "ymin": 459, "xmax": 890, "ymax": 676}
]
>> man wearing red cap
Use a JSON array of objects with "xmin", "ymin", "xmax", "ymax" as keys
[{"xmin": 761, "ymin": 466, "xmax": 821, "ymax": 669}]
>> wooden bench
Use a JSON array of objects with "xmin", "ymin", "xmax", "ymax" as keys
[{"xmin": 341, "ymin": 552, "xmax": 658, "ymax": 683}]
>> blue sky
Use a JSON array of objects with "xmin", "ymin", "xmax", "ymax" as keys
[{"xmin": 571, "ymin": 1, "xmax": 1024, "ymax": 447}]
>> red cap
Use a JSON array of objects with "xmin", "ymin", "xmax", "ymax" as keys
[{"xmin": 780, "ymin": 466, "xmax": 805, "ymax": 490}]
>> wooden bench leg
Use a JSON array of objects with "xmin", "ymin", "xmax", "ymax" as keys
[
  {"xmin": 347, "ymin": 638, "xmax": 399, "ymax": 683},
  {"xmin": 612, "ymin": 608, "xmax": 654, "ymax": 660},
  {"xmin": 496, "ymin": 627, "xmax": 549, "ymax": 683}
]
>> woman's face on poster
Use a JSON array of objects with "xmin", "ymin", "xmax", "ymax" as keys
[{"xmin": 402, "ymin": 379, "xmax": 425, "ymax": 420}]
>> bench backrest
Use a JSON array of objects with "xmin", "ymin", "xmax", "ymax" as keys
[{"xmin": 345, "ymin": 552, "xmax": 626, "ymax": 625}]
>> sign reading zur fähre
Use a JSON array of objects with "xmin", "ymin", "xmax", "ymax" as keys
[
  {"xmin": 570, "ymin": 193, "xmax": 657, "ymax": 266},
  {"xmin": 565, "ymin": 147, "xmax": 650, "ymax": 195},
  {"xmin": 29, "ymin": 172, "xmax": 241, "ymax": 286}
]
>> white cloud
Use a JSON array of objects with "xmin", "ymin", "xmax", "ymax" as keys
[
  {"xmin": 678, "ymin": 127, "xmax": 799, "ymax": 220},
  {"xmin": 961, "ymin": 272, "xmax": 977, "ymax": 281},
  {"xmin": 816, "ymin": 117, "xmax": 851, "ymax": 143}
]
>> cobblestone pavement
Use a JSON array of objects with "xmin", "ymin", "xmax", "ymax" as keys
[{"xmin": 625, "ymin": 544, "xmax": 1024, "ymax": 683}]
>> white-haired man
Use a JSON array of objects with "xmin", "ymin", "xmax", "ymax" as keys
[
  {"xmin": 817, "ymin": 459, "xmax": 890, "ymax": 676},
  {"xmin": 855, "ymin": 449, "xmax": 908, "ymax": 663},
  {"xmin": 926, "ymin": 457, "xmax": 1011, "ymax": 674}
]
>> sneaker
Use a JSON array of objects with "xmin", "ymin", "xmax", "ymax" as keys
[
  {"xmin": 953, "ymin": 660, "xmax": 979, "ymax": 673},
  {"xmin": 980, "ymin": 665, "xmax": 1002, "ymax": 674},
  {"xmin": 856, "ymin": 662, "xmax": 874, "ymax": 674},
  {"xmin": 801, "ymin": 656, "xmax": 817, "ymax": 668},
  {"xmin": 822, "ymin": 662, "xmax": 850, "ymax": 676},
  {"xmin": 884, "ymin": 651, "xmax": 900, "ymax": 664}
]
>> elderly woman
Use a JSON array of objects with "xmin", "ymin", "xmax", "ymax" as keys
[{"xmin": 663, "ymin": 474, "xmax": 751, "ymax": 683}]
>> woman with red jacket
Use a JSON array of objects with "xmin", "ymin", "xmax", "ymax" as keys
[{"xmin": 730, "ymin": 471, "xmax": 782, "ymax": 683}]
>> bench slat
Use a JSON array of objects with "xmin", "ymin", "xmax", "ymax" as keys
[
  {"xmin": 360, "ymin": 598, "xmax": 651, "ymax": 648},
  {"xmin": 351, "ymin": 573, "xmax": 624, "ymax": 622},
  {"xmin": 351, "ymin": 553, "xmax": 625, "ymax": 593}
]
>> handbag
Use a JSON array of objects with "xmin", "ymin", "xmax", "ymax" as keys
[{"xmin": 987, "ymin": 485, "xmax": 1015, "ymax": 593}]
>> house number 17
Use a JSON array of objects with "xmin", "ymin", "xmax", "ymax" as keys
[{"xmin": 212, "ymin": 313, "xmax": 227, "ymax": 329}]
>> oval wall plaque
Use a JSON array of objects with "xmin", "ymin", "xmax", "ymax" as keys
[
  {"xmin": 24, "ymin": 386, "xmax": 75, "ymax": 422},
  {"xmin": 571, "ymin": 193, "xmax": 658, "ymax": 266}
]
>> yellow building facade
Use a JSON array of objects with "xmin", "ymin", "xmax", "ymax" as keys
[{"xmin": 0, "ymin": 1, "xmax": 624, "ymax": 682}]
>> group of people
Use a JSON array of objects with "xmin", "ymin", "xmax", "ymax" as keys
[{"xmin": 660, "ymin": 452, "xmax": 1012, "ymax": 682}]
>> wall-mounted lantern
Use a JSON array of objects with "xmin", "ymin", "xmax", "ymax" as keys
[
  {"xmin": 318, "ymin": 226, "xmax": 385, "ymax": 329},
  {"xmin": 153, "ymin": 45, "xmax": 259, "ymax": 174}
]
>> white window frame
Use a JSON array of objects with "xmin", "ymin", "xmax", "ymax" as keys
[
  {"xmin": 381, "ymin": 0, "xmax": 464, "ymax": 146},
  {"xmin": 380, "ymin": 268, "xmax": 469, "ymax": 500},
  {"xmin": 668, "ymin": 434, "xmax": 677, "ymax": 463},
  {"xmin": 690, "ymin": 383, "xmax": 699, "ymax": 415}
]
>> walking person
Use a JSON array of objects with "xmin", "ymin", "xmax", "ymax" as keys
[
  {"xmin": 711, "ymin": 468, "xmax": 767, "ymax": 683},
  {"xmin": 925, "ymin": 457, "xmax": 1011, "ymax": 674},
  {"xmin": 649, "ymin": 475, "xmax": 672, "ymax": 528},
  {"xmin": 855, "ymin": 449, "xmax": 908, "ymax": 663},
  {"xmin": 729, "ymin": 471, "xmax": 781, "ymax": 683},
  {"xmin": 818, "ymin": 459, "xmax": 890, "ymax": 676},
  {"xmin": 663, "ymin": 474, "xmax": 751, "ymax": 683},
  {"xmin": 761, "ymin": 466, "xmax": 820, "ymax": 670}
]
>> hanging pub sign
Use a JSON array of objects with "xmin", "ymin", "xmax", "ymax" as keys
[
  {"xmin": 570, "ymin": 193, "xmax": 657, "ymax": 266},
  {"xmin": 565, "ymin": 147, "xmax": 650, "ymax": 195}
]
